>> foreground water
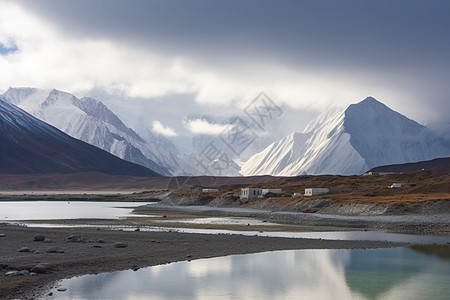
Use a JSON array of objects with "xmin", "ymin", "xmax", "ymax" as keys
[
  {"xmin": 2, "ymin": 201, "xmax": 449, "ymax": 244},
  {"xmin": 47, "ymin": 247, "xmax": 450, "ymax": 300}
]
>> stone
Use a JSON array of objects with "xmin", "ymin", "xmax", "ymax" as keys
[
  {"xmin": 43, "ymin": 238, "xmax": 52, "ymax": 243},
  {"xmin": 56, "ymin": 287, "xmax": 67, "ymax": 292},
  {"xmin": 67, "ymin": 235, "xmax": 83, "ymax": 243},
  {"xmin": 47, "ymin": 247, "xmax": 65, "ymax": 253},
  {"xmin": 93, "ymin": 245, "xmax": 102, "ymax": 248},
  {"xmin": 114, "ymin": 242, "xmax": 128, "ymax": 248},
  {"xmin": 134, "ymin": 228, "xmax": 140, "ymax": 231},
  {"xmin": 31, "ymin": 263, "xmax": 51, "ymax": 274},
  {"xmin": 5, "ymin": 270, "xmax": 20, "ymax": 276},
  {"xmin": 19, "ymin": 247, "xmax": 31, "ymax": 252},
  {"xmin": 19, "ymin": 270, "xmax": 29, "ymax": 276},
  {"xmin": 0, "ymin": 233, "xmax": 6, "ymax": 237},
  {"xmin": 98, "ymin": 239, "xmax": 105, "ymax": 243},
  {"xmin": 34, "ymin": 235, "xmax": 45, "ymax": 242}
]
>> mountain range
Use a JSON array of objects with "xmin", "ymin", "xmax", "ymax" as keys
[
  {"xmin": 2, "ymin": 87, "xmax": 449, "ymax": 177},
  {"xmin": 0, "ymin": 95, "xmax": 159, "ymax": 176},
  {"xmin": 2, "ymin": 88, "xmax": 247, "ymax": 176},
  {"xmin": 241, "ymin": 97, "xmax": 450, "ymax": 175},
  {"xmin": 2, "ymin": 88, "xmax": 204, "ymax": 176}
]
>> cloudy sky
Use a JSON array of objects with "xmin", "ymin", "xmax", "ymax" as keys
[{"xmin": 1, "ymin": 0, "xmax": 449, "ymax": 152}]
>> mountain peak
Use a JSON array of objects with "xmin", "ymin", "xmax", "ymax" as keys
[
  {"xmin": 344, "ymin": 97, "xmax": 399, "ymax": 126},
  {"xmin": 361, "ymin": 96, "xmax": 377, "ymax": 102},
  {"xmin": 349, "ymin": 96, "xmax": 388, "ymax": 110}
]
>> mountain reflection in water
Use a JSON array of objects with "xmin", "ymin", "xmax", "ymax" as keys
[{"xmin": 48, "ymin": 247, "xmax": 450, "ymax": 300}]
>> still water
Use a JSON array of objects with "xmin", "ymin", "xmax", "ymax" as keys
[
  {"xmin": 0, "ymin": 201, "xmax": 143, "ymax": 220},
  {"xmin": 47, "ymin": 247, "xmax": 450, "ymax": 300},
  {"xmin": 2, "ymin": 201, "xmax": 449, "ymax": 244}
]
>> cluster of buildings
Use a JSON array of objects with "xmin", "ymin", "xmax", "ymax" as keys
[
  {"xmin": 239, "ymin": 187, "xmax": 330, "ymax": 199},
  {"xmin": 192, "ymin": 181, "xmax": 402, "ymax": 200}
]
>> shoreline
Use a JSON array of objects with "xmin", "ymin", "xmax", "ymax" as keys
[
  {"xmin": 134, "ymin": 204, "xmax": 450, "ymax": 235},
  {"xmin": 0, "ymin": 224, "xmax": 409, "ymax": 300},
  {"xmin": 1, "ymin": 199, "xmax": 449, "ymax": 299}
]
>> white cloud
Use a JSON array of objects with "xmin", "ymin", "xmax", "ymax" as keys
[
  {"xmin": 0, "ymin": 2, "xmax": 193, "ymax": 97},
  {"xmin": 152, "ymin": 120, "xmax": 177, "ymax": 137},
  {"xmin": 184, "ymin": 119, "xmax": 231, "ymax": 136},
  {"xmin": 0, "ymin": 2, "xmax": 423, "ymax": 123}
]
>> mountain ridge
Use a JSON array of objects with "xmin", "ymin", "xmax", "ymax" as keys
[{"xmin": 368, "ymin": 157, "xmax": 450, "ymax": 174}]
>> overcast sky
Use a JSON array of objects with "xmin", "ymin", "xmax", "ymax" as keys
[{"xmin": 1, "ymin": 0, "xmax": 449, "ymax": 150}]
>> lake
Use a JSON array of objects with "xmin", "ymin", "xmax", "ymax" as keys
[
  {"xmin": 0, "ymin": 201, "xmax": 143, "ymax": 220},
  {"xmin": 2, "ymin": 201, "xmax": 449, "ymax": 244},
  {"xmin": 46, "ymin": 247, "xmax": 450, "ymax": 300}
]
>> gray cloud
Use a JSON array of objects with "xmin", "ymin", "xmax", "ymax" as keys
[
  {"xmin": 18, "ymin": 1, "xmax": 450, "ymax": 65},
  {"xmin": 11, "ymin": 0, "xmax": 450, "ymax": 125}
]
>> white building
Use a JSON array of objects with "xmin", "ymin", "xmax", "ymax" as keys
[
  {"xmin": 304, "ymin": 188, "xmax": 329, "ymax": 196},
  {"xmin": 240, "ymin": 188, "xmax": 262, "ymax": 199},
  {"xmin": 202, "ymin": 188, "xmax": 219, "ymax": 193},
  {"xmin": 261, "ymin": 188, "xmax": 283, "ymax": 196},
  {"xmin": 388, "ymin": 183, "xmax": 402, "ymax": 188}
]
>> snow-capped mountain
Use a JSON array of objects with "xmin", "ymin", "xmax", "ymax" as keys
[
  {"xmin": 2, "ymin": 87, "xmax": 240, "ymax": 176},
  {"xmin": 241, "ymin": 97, "xmax": 450, "ymax": 176},
  {"xmin": 2, "ymin": 88, "xmax": 191, "ymax": 175},
  {"xmin": 0, "ymin": 95, "xmax": 159, "ymax": 176}
]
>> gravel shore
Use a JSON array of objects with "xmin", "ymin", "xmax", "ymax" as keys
[
  {"xmin": 0, "ymin": 223, "xmax": 407, "ymax": 300},
  {"xmin": 135, "ymin": 204, "xmax": 450, "ymax": 235}
]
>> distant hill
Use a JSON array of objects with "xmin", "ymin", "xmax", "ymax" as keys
[
  {"xmin": 368, "ymin": 157, "xmax": 450, "ymax": 173},
  {"xmin": 0, "ymin": 96, "xmax": 160, "ymax": 176}
]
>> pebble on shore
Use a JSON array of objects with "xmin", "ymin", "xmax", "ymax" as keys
[
  {"xmin": 46, "ymin": 247, "xmax": 65, "ymax": 253},
  {"xmin": 34, "ymin": 235, "xmax": 46, "ymax": 242},
  {"xmin": 31, "ymin": 263, "xmax": 52, "ymax": 274},
  {"xmin": 114, "ymin": 242, "xmax": 128, "ymax": 248}
]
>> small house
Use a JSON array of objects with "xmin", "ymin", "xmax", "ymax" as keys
[
  {"xmin": 388, "ymin": 183, "xmax": 402, "ymax": 189},
  {"xmin": 261, "ymin": 188, "xmax": 283, "ymax": 196},
  {"xmin": 190, "ymin": 186, "xmax": 203, "ymax": 192},
  {"xmin": 292, "ymin": 192, "xmax": 303, "ymax": 197},
  {"xmin": 240, "ymin": 188, "xmax": 262, "ymax": 199},
  {"xmin": 304, "ymin": 188, "xmax": 329, "ymax": 196}
]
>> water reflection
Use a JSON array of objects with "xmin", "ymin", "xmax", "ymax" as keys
[{"xmin": 47, "ymin": 247, "xmax": 450, "ymax": 300}]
